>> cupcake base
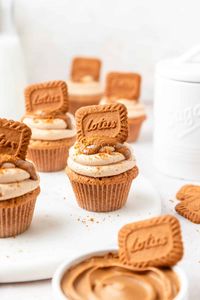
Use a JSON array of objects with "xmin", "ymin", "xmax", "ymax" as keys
[
  {"xmin": 127, "ymin": 116, "xmax": 146, "ymax": 143},
  {"xmin": 66, "ymin": 167, "xmax": 139, "ymax": 212},
  {"xmin": 27, "ymin": 137, "xmax": 75, "ymax": 172},
  {"xmin": 69, "ymin": 94, "xmax": 103, "ymax": 114},
  {"xmin": 0, "ymin": 187, "xmax": 40, "ymax": 238}
]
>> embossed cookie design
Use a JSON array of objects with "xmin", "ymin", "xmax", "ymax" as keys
[
  {"xmin": 176, "ymin": 184, "xmax": 200, "ymax": 201},
  {"xmin": 75, "ymin": 103, "xmax": 128, "ymax": 143},
  {"xmin": 118, "ymin": 215, "xmax": 183, "ymax": 268},
  {"xmin": 71, "ymin": 57, "xmax": 101, "ymax": 82},
  {"xmin": 105, "ymin": 72, "xmax": 141, "ymax": 100},
  {"xmin": 0, "ymin": 118, "xmax": 31, "ymax": 159},
  {"xmin": 176, "ymin": 195, "xmax": 200, "ymax": 224},
  {"xmin": 25, "ymin": 80, "xmax": 68, "ymax": 115}
]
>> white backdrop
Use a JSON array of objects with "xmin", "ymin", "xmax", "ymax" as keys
[{"xmin": 14, "ymin": 0, "xmax": 200, "ymax": 102}]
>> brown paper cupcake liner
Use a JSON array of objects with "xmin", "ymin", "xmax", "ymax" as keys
[
  {"xmin": 27, "ymin": 138, "xmax": 75, "ymax": 172},
  {"xmin": 69, "ymin": 94, "xmax": 103, "ymax": 114},
  {"xmin": 0, "ymin": 187, "xmax": 40, "ymax": 238},
  {"xmin": 66, "ymin": 167, "xmax": 138, "ymax": 212},
  {"xmin": 127, "ymin": 115, "xmax": 146, "ymax": 143}
]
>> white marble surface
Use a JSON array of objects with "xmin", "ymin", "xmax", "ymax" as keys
[{"xmin": 1, "ymin": 106, "xmax": 200, "ymax": 299}]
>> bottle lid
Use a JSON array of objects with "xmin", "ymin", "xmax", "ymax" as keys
[{"xmin": 156, "ymin": 46, "xmax": 200, "ymax": 83}]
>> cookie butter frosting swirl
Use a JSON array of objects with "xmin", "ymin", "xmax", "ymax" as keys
[
  {"xmin": 100, "ymin": 98, "xmax": 146, "ymax": 119},
  {"xmin": 61, "ymin": 253, "xmax": 180, "ymax": 300},
  {"xmin": 0, "ymin": 160, "xmax": 39, "ymax": 201},
  {"xmin": 67, "ymin": 80, "xmax": 103, "ymax": 96},
  {"xmin": 23, "ymin": 113, "xmax": 76, "ymax": 140},
  {"xmin": 67, "ymin": 142, "xmax": 136, "ymax": 177}
]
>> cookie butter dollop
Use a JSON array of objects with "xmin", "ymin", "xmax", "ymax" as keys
[
  {"xmin": 67, "ymin": 140, "xmax": 136, "ymax": 177},
  {"xmin": 0, "ymin": 157, "xmax": 39, "ymax": 200},
  {"xmin": 100, "ymin": 98, "xmax": 146, "ymax": 119},
  {"xmin": 23, "ymin": 113, "xmax": 76, "ymax": 140},
  {"xmin": 61, "ymin": 253, "xmax": 180, "ymax": 300}
]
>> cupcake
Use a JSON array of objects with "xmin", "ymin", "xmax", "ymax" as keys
[
  {"xmin": 0, "ymin": 118, "xmax": 40, "ymax": 237},
  {"xmin": 67, "ymin": 57, "xmax": 103, "ymax": 114},
  {"xmin": 22, "ymin": 80, "xmax": 76, "ymax": 172},
  {"xmin": 66, "ymin": 103, "xmax": 138, "ymax": 212},
  {"xmin": 53, "ymin": 215, "xmax": 186, "ymax": 300},
  {"xmin": 100, "ymin": 72, "xmax": 146, "ymax": 142}
]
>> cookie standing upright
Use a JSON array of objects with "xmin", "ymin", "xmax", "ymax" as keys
[
  {"xmin": 0, "ymin": 118, "xmax": 40, "ymax": 238},
  {"xmin": 100, "ymin": 72, "xmax": 146, "ymax": 142},
  {"xmin": 66, "ymin": 103, "xmax": 138, "ymax": 212},
  {"xmin": 67, "ymin": 57, "xmax": 103, "ymax": 114},
  {"xmin": 118, "ymin": 215, "xmax": 183, "ymax": 268},
  {"xmin": 23, "ymin": 80, "xmax": 76, "ymax": 172}
]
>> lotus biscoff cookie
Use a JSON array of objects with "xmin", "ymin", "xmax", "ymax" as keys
[
  {"xmin": 100, "ymin": 72, "xmax": 146, "ymax": 142},
  {"xmin": 23, "ymin": 80, "xmax": 76, "ymax": 172},
  {"xmin": 67, "ymin": 57, "xmax": 103, "ymax": 114},
  {"xmin": 66, "ymin": 103, "xmax": 138, "ymax": 212},
  {"xmin": 175, "ymin": 184, "xmax": 200, "ymax": 223},
  {"xmin": 0, "ymin": 118, "xmax": 40, "ymax": 237},
  {"xmin": 118, "ymin": 215, "xmax": 183, "ymax": 268}
]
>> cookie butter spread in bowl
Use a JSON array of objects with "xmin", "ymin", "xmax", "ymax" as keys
[{"xmin": 52, "ymin": 249, "xmax": 188, "ymax": 300}]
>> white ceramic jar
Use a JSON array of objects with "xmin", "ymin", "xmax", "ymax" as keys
[{"xmin": 154, "ymin": 46, "xmax": 200, "ymax": 180}]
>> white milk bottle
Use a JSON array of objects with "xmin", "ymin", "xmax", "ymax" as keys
[{"xmin": 0, "ymin": 0, "xmax": 27, "ymax": 120}]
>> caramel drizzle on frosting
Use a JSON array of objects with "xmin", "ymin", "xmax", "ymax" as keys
[
  {"xmin": 76, "ymin": 137, "xmax": 131, "ymax": 159},
  {"xmin": 0, "ymin": 154, "xmax": 37, "ymax": 180}
]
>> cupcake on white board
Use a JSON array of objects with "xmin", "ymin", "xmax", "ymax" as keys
[
  {"xmin": 67, "ymin": 57, "xmax": 103, "ymax": 114},
  {"xmin": 100, "ymin": 72, "xmax": 146, "ymax": 142}
]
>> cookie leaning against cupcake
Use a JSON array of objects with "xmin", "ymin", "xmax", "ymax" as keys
[
  {"xmin": 66, "ymin": 103, "xmax": 138, "ymax": 212},
  {"xmin": 22, "ymin": 81, "xmax": 76, "ymax": 172},
  {"xmin": 67, "ymin": 57, "xmax": 103, "ymax": 114},
  {"xmin": 100, "ymin": 72, "xmax": 146, "ymax": 142},
  {"xmin": 0, "ymin": 118, "xmax": 40, "ymax": 237}
]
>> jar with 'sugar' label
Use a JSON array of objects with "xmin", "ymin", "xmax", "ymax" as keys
[{"xmin": 154, "ymin": 46, "xmax": 200, "ymax": 180}]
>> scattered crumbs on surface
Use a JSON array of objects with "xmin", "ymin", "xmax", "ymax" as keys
[
  {"xmin": 103, "ymin": 218, "xmax": 105, "ymax": 222},
  {"xmin": 90, "ymin": 218, "xmax": 94, "ymax": 222},
  {"xmin": 6, "ymin": 256, "xmax": 10, "ymax": 258},
  {"xmin": 169, "ymin": 199, "xmax": 174, "ymax": 203},
  {"xmin": 117, "ymin": 214, "xmax": 120, "ymax": 217},
  {"xmin": 63, "ymin": 197, "xmax": 66, "ymax": 200},
  {"xmin": 198, "ymin": 261, "xmax": 200, "ymax": 264},
  {"xmin": 96, "ymin": 221, "xmax": 99, "ymax": 224},
  {"xmin": 196, "ymin": 229, "xmax": 200, "ymax": 233}
]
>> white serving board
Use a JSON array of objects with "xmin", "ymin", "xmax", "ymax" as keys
[{"xmin": 0, "ymin": 171, "xmax": 161, "ymax": 283}]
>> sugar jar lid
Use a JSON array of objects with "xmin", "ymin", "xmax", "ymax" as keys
[{"xmin": 156, "ymin": 45, "xmax": 200, "ymax": 83}]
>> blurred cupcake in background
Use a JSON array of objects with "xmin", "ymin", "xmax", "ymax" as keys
[
  {"xmin": 100, "ymin": 72, "xmax": 146, "ymax": 142},
  {"xmin": 67, "ymin": 57, "xmax": 103, "ymax": 114},
  {"xmin": 22, "ymin": 81, "xmax": 76, "ymax": 172}
]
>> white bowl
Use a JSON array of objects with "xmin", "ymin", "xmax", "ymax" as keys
[{"xmin": 52, "ymin": 248, "xmax": 188, "ymax": 300}]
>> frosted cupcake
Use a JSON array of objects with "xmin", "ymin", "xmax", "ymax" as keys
[
  {"xmin": 67, "ymin": 57, "xmax": 103, "ymax": 114},
  {"xmin": 66, "ymin": 103, "xmax": 138, "ymax": 212},
  {"xmin": 23, "ymin": 81, "xmax": 76, "ymax": 172},
  {"xmin": 0, "ymin": 118, "xmax": 40, "ymax": 237},
  {"xmin": 100, "ymin": 72, "xmax": 146, "ymax": 142}
]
